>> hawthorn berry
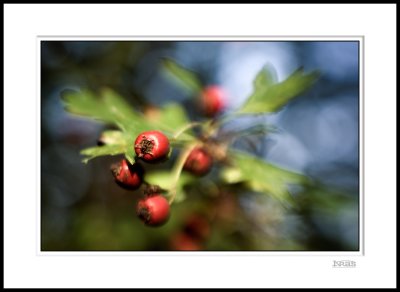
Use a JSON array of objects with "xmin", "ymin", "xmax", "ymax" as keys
[
  {"xmin": 134, "ymin": 130, "xmax": 170, "ymax": 162},
  {"xmin": 169, "ymin": 233, "xmax": 202, "ymax": 251},
  {"xmin": 136, "ymin": 194, "xmax": 170, "ymax": 226},
  {"xmin": 183, "ymin": 147, "xmax": 213, "ymax": 176},
  {"xmin": 183, "ymin": 214, "xmax": 210, "ymax": 241},
  {"xmin": 110, "ymin": 159, "xmax": 144, "ymax": 190},
  {"xmin": 199, "ymin": 85, "xmax": 227, "ymax": 117}
]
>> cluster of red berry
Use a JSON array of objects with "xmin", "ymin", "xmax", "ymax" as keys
[{"xmin": 110, "ymin": 86, "xmax": 226, "ymax": 228}]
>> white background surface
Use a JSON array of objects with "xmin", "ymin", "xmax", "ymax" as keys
[{"xmin": 4, "ymin": 4, "xmax": 396, "ymax": 288}]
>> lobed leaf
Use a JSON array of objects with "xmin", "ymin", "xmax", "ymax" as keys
[
  {"xmin": 97, "ymin": 130, "xmax": 126, "ymax": 145},
  {"xmin": 80, "ymin": 144, "xmax": 128, "ymax": 164},
  {"xmin": 161, "ymin": 58, "xmax": 203, "ymax": 94},
  {"xmin": 61, "ymin": 88, "xmax": 146, "ymax": 132},
  {"xmin": 62, "ymin": 89, "xmax": 195, "ymax": 163},
  {"xmin": 145, "ymin": 103, "xmax": 195, "ymax": 143},
  {"xmin": 222, "ymin": 150, "xmax": 307, "ymax": 204},
  {"xmin": 253, "ymin": 64, "xmax": 278, "ymax": 90},
  {"xmin": 155, "ymin": 103, "xmax": 192, "ymax": 131},
  {"xmin": 79, "ymin": 129, "xmax": 138, "ymax": 164},
  {"xmin": 238, "ymin": 67, "xmax": 320, "ymax": 114}
]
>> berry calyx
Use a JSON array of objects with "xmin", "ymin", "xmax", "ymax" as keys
[
  {"xmin": 183, "ymin": 147, "xmax": 213, "ymax": 176},
  {"xmin": 134, "ymin": 130, "xmax": 170, "ymax": 162},
  {"xmin": 136, "ymin": 194, "xmax": 170, "ymax": 226},
  {"xmin": 110, "ymin": 159, "xmax": 144, "ymax": 190},
  {"xmin": 199, "ymin": 85, "xmax": 227, "ymax": 117}
]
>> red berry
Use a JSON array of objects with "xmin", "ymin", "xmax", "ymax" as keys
[
  {"xmin": 110, "ymin": 159, "xmax": 143, "ymax": 190},
  {"xmin": 183, "ymin": 147, "xmax": 213, "ymax": 176},
  {"xmin": 200, "ymin": 85, "xmax": 227, "ymax": 117},
  {"xmin": 169, "ymin": 233, "xmax": 203, "ymax": 251},
  {"xmin": 183, "ymin": 214, "xmax": 210, "ymax": 241},
  {"xmin": 134, "ymin": 130, "xmax": 170, "ymax": 162},
  {"xmin": 136, "ymin": 194, "xmax": 170, "ymax": 226}
]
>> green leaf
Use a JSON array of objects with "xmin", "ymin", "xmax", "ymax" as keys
[
  {"xmin": 161, "ymin": 58, "xmax": 203, "ymax": 94},
  {"xmin": 124, "ymin": 141, "xmax": 136, "ymax": 164},
  {"xmin": 62, "ymin": 89, "xmax": 195, "ymax": 163},
  {"xmin": 223, "ymin": 150, "xmax": 306, "ymax": 204},
  {"xmin": 254, "ymin": 64, "xmax": 278, "ymax": 90},
  {"xmin": 97, "ymin": 130, "xmax": 125, "ymax": 145},
  {"xmin": 238, "ymin": 67, "xmax": 320, "ymax": 114},
  {"xmin": 297, "ymin": 183, "xmax": 358, "ymax": 213},
  {"xmin": 146, "ymin": 103, "xmax": 195, "ymax": 142},
  {"xmin": 156, "ymin": 103, "xmax": 191, "ymax": 130},
  {"xmin": 81, "ymin": 129, "xmax": 136, "ymax": 163},
  {"xmin": 144, "ymin": 171, "xmax": 194, "ymax": 203},
  {"xmin": 80, "ymin": 144, "xmax": 128, "ymax": 163},
  {"xmin": 232, "ymin": 124, "xmax": 279, "ymax": 139},
  {"xmin": 220, "ymin": 167, "xmax": 243, "ymax": 184},
  {"xmin": 61, "ymin": 88, "xmax": 149, "ymax": 133}
]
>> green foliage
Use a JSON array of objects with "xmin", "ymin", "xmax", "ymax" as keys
[
  {"xmin": 61, "ymin": 88, "xmax": 146, "ymax": 132},
  {"xmin": 144, "ymin": 171, "xmax": 195, "ymax": 203},
  {"xmin": 62, "ymin": 61, "xmax": 318, "ymax": 205},
  {"xmin": 155, "ymin": 103, "xmax": 191, "ymax": 130},
  {"xmin": 238, "ymin": 67, "xmax": 320, "ymax": 114},
  {"xmin": 253, "ymin": 64, "xmax": 278, "ymax": 89},
  {"xmin": 161, "ymin": 58, "xmax": 203, "ymax": 94},
  {"xmin": 231, "ymin": 124, "xmax": 279, "ymax": 139},
  {"xmin": 62, "ymin": 89, "xmax": 193, "ymax": 163},
  {"xmin": 80, "ymin": 144, "xmax": 127, "ymax": 164},
  {"xmin": 221, "ymin": 150, "xmax": 307, "ymax": 204},
  {"xmin": 97, "ymin": 130, "xmax": 126, "ymax": 145},
  {"xmin": 145, "ymin": 103, "xmax": 194, "ymax": 141},
  {"xmin": 297, "ymin": 183, "xmax": 358, "ymax": 214}
]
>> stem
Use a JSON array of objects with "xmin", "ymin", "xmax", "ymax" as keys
[
  {"xmin": 201, "ymin": 112, "xmax": 240, "ymax": 138},
  {"xmin": 217, "ymin": 111, "xmax": 240, "ymax": 126},
  {"xmin": 168, "ymin": 141, "xmax": 200, "ymax": 204},
  {"xmin": 172, "ymin": 122, "xmax": 203, "ymax": 140}
]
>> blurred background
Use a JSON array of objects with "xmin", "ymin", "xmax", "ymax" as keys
[{"xmin": 41, "ymin": 41, "xmax": 359, "ymax": 251}]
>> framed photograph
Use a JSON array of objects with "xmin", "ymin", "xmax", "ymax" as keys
[
  {"xmin": 39, "ymin": 38, "xmax": 362, "ymax": 254},
  {"xmin": 4, "ymin": 4, "xmax": 396, "ymax": 289}
]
